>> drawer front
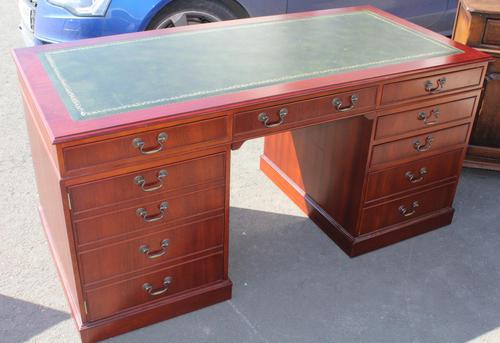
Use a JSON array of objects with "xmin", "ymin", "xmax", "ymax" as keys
[
  {"xmin": 375, "ymin": 96, "xmax": 476, "ymax": 140},
  {"xmin": 234, "ymin": 87, "xmax": 377, "ymax": 137},
  {"xmin": 69, "ymin": 153, "xmax": 226, "ymax": 213},
  {"xmin": 85, "ymin": 252, "xmax": 224, "ymax": 321},
  {"xmin": 365, "ymin": 149, "xmax": 462, "ymax": 202},
  {"xmin": 359, "ymin": 183, "xmax": 455, "ymax": 234},
  {"xmin": 63, "ymin": 116, "xmax": 229, "ymax": 172},
  {"xmin": 381, "ymin": 67, "xmax": 483, "ymax": 104},
  {"xmin": 79, "ymin": 215, "xmax": 224, "ymax": 285},
  {"xmin": 75, "ymin": 186, "xmax": 225, "ymax": 245},
  {"xmin": 370, "ymin": 124, "xmax": 469, "ymax": 167},
  {"xmin": 483, "ymin": 19, "xmax": 500, "ymax": 47}
]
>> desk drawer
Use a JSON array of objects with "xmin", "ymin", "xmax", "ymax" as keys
[
  {"xmin": 69, "ymin": 153, "xmax": 226, "ymax": 213},
  {"xmin": 63, "ymin": 116, "xmax": 229, "ymax": 172},
  {"xmin": 79, "ymin": 215, "xmax": 224, "ymax": 285},
  {"xmin": 483, "ymin": 19, "xmax": 500, "ymax": 47},
  {"xmin": 359, "ymin": 182, "xmax": 455, "ymax": 234},
  {"xmin": 85, "ymin": 252, "xmax": 224, "ymax": 321},
  {"xmin": 381, "ymin": 67, "xmax": 483, "ymax": 104},
  {"xmin": 370, "ymin": 124, "xmax": 469, "ymax": 168},
  {"xmin": 375, "ymin": 96, "xmax": 476, "ymax": 140},
  {"xmin": 365, "ymin": 149, "xmax": 462, "ymax": 202},
  {"xmin": 234, "ymin": 87, "xmax": 376, "ymax": 137},
  {"xmin": 74, "ymin": 186, "xmax": 225, "ymax": 245}
]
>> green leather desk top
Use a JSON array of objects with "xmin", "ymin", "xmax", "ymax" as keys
[{"xmin": 38, "ymin": 10, "xmax": 461, "ymax": 121}]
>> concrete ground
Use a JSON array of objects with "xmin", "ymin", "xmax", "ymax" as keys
[{"xmin": 1, "ymin": 1, "xmax": 499, "ymax": 342}]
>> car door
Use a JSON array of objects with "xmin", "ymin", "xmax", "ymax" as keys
[{"xmin": 286, "ymin": 0, "xmax": 450, "ymax": 34}]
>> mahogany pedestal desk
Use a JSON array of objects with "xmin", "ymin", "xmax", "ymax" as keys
[{"xmin": 13, "ymin": 6, "xmax": 492, "ymax": 342}]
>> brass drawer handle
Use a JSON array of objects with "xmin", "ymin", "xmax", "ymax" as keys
[
  {"xmin": 134, "ymin": 169, "xmax": 168, "ymax": 192},
  {"xmin": 413, "ymin": 135, "xmax": 434, "ymax": 152},
  {"xmin": 399, "ymin": 201, "xmax": 419, "ymax": 217},
  {"xmin": 132, "ymin": 132, "xmax": 168, "ymax": 155},
  {"xmin": 417, "ymin": 108, "xmax": 440, "ymax": 125},
  {"xmin": 139, "ymin": 239, "xmax": 170, "ymax": 259},
  {"xmin": 143, "ymin": 276, "xmax": 172, "ymax": 296},
  {"xmin": 136, "ymin": 201, "xmax": 168, "ymax": 223},
  {"xmin": 424, "ymin": 77, "xmax": 446, "ymax": 93},
  {"xmin": 332, "ymin": 94, "xmax": 359, "ymax": 112},
  {"xmin": 258, "ymin": 108, "xmax": 287, "ymax": 128},
  {"xmin": 405, "ymin": 167, "xmax": 428, "ymax": 183}
]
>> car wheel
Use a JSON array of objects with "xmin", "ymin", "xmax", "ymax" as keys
[{"xmin": 147, "ymin": 0, "xmax": 242, "ymax": 29}]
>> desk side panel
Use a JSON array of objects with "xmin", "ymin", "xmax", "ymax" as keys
[
  {"xmin": 23, "ymin": 94, "xmax": 84, "ymax": 324},
  {"xmin": 262, "ymin": 115, "xmax": 373, "ymax": 234}
]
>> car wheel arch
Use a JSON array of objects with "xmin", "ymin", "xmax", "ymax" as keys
[{"xmin": 144, "ymin": 0, "xmax": 250, "ymax": 30}]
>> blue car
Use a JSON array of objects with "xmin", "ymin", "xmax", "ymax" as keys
[{"xmin": 19, "ymin": 0, "xmax": 458, "ymax": 45}]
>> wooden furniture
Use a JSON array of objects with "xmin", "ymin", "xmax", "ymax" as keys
[
  {"xmin": 13, "ymin": 6, "xmax": 492, "ymax": 342},
  {"xmin": 453, "ymin": 0, "xmax": 500, "ymax": 170}
]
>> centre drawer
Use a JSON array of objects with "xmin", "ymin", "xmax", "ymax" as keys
[
  {"xmin": 79, "ymin": 215, "xmax": 225, "ymax": 285},
  {"xmin": 74, "ymin": 185, "xmax": 225, "ymax": 245},
  {"xmin": 233, "ymin": 87, "xmax": 376, "ymax": 138},
  {"xmin": 84, "ymin": 252, "xmax": 224, "ymax": 321},
  {"xmin": 68, "ymin": 153, "xmax": 226, "ymax": 213},
  {"xmin": 370, "ymin": 124, "xmax": 469, "ymax": 168}
]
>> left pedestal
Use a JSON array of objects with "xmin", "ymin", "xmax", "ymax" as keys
[{"xmin": 24, "ymin": 98, "xmax": 233, "ymax": 342}]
